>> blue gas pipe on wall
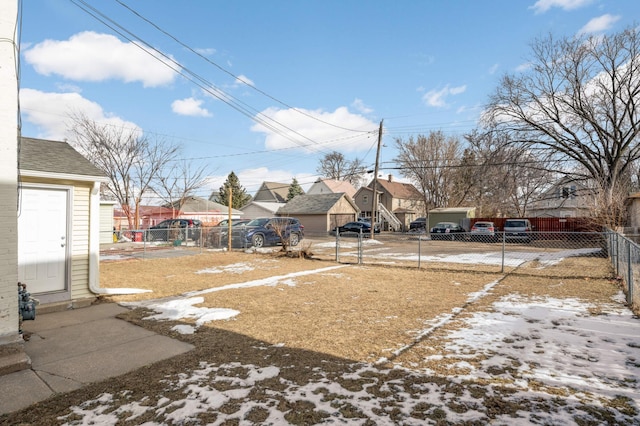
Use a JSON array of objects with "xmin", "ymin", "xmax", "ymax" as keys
[{"xmin": 18, "ymin": 282, "xmax": 37, "ymax": 334}]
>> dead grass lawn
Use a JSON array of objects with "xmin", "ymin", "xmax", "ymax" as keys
[{"xmin": 100, "ymin": 251, "xmax": 618, "ymax": 365}]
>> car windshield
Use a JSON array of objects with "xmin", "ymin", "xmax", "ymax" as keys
[
  {"xmin": 474, "ymin": 223, "xmax": 491, "ymax": 228},
  {"xmin": 436, "ymin": 223, "xmax": 453, "ymax": 228},
  {"xmin": 246, "ymin": 218, "xmax": 270, "ymax": 227},
  {"xmin": 505, "ymin": 220, "xmax": 526, "ymax": 227}
]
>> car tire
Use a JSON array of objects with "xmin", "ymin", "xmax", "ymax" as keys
[
  {"xmin": 288, "ymin": 233, "xmax": 300, "ymax": 246},
  {"xmin": 252, "ymin": 234, "xmax": 265, "ymax": 248}
]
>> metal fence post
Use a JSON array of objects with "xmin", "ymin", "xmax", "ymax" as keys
[
  {"xmin": 335, "ymin": 230, "xmax": 340, "ymax": 263},
  {"xmin": 418, "ymin": 235, "xmax": 421, "ymax": 269},
  {"xmin": 501, "ymin": 231, "xmax": 505, "ymax": 273},
  {"xmin": 628, "ymin": 241, "xmax": 633, "ymax": 305},
  {"xmin": 358, "ymin": 231, "xmax": 363, "ymax": 264},
  {"xmin": 615, "ymin": 232, "xmax": 620, "ymax": 277}
]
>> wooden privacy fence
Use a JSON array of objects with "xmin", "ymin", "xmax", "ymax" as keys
[{"xmin": 471, "ymin": 217, "xmax": 599, "ymax": 233}]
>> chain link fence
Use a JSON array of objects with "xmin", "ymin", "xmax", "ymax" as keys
[
  {"xmin": 607, "ymin": 230, "xmax": 640, "ymax": 312},
  {"xmin": 311, "ymin": 230, "xmax": 608, "ymax": 276},
  {"xmin": 101, "ymin": 227, "xmax": 639, "ymax": 312}
]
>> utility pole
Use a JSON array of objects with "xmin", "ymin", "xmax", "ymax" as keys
[
  {"xmin": 371, "ymin": 119, "xmax": 383, "ymax": 239},
  {"xmin": 227, "ymin": 185, "xmax": 233, "ymax": 251}
]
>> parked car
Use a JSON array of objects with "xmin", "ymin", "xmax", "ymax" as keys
[
  {"xmin": 430, "ymin": 222, "xmax": 466, "ymax": 240},
  {"xmin": 229, "ymin": 217, "xmax": 304, "ymax": 248},
  {"xmin": 503, "ymin": 218, "xmax": 534, "ymax": 242},
  {"xmin": 146, "ymin": 219, "xmax": 202, "ymax": 242},
  {"xmin": 216, "ymin": 219, "xmax": 251, "ymax": 227},
  {"xmin": 409, "ymin": 217, "xmax": 427, "ymax": 231},
  {"xmin": 470, "ymin": 221, "xmax": 497, "ymax": 242},
  {"xmin": 334, "ymin": 221, "xmax": 380, "ymax": 236}
]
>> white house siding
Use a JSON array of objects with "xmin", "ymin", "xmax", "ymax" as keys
[
  {"xmin": 71, "ymin": 184, "xmax": 93, "ymax": 301},
  {"xmin": 0, "ymin": 0, "xmax": 19, "ymax": 344},
  {"xmin": 99, "ymin": 202, "xmax": 115, "ymax": 244},
  {"xmin": 241, "ymin": 202, "xmax": 283, "ymax": 220}
]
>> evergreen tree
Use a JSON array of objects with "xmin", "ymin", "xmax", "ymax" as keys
[
  {"xmin": 216, "ymin": 171, "xmax": 251, "ymax": 208},
  {"xmin": 287, "ymin": 178, "xmax": 304, "ymax": 201}
]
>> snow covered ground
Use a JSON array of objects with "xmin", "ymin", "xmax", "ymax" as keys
[{"xmin": 72, "ymin": 245, "xmax": 640, "ymax": 424}]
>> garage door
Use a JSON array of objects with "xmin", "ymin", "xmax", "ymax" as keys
[{"xmin": 18, "ymin": 187, "xmax": 68, "ymax": 294}]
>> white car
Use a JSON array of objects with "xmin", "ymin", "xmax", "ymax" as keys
[{"xmin": 470, "ymin": 221, "xmax": 497, "ymax": 242}]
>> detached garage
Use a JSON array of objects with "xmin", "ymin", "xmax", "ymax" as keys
[
  {"xmin": 277, "ymin": 193, "xmax": 359, "ymax": 235},
  {"xmin": 18, "ymin": 137, "xmax": 106, "ymax": 309},
  {"xmin": 428, "ymin": 207, "xmax": 476, "ymax": 231}
]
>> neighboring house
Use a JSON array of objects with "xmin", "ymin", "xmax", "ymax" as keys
[
  {"xmin": 18, "ymin": 137, "xmax": 107, "ymax": 307},
  {"xmin": 240, "ymin": 201, "xmax": 286, "ymax": 220},
  {"xmin": 276, "ymin": 193, "xmax": 360, "ymax": 235},
  {"xmin": 252, "ymin": 181, "xmax": 302, "ymax": 203},
  {"xmin": 167, "ymin": 196, "xmax": 243, "ymax": 225},
  {"xmin": 100, "ymin": 200, "xmax": 117, "ymax": 244},
  {"xmin": 428, "ymin": 207, "xmax": 476, "ymax": 231},
  {"xmin": 353, "ymin": 175, "xmax": 424, "ymax": 231},
  {"xmin": 306, "ymin": 178, "xmax": 357, "ymax": 199},
  {"xmin": 527, "ymin": 177, "xmax": 593, "ymax": 218},
  {"xmin": 114, "ymin": 205, "xmax": 175, "ymax": 230},
  {"xmin": 626, "ymin": 193, "xmax": 640, "ymax": 230}
]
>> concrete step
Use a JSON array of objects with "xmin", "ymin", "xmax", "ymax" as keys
[{"xmin": 0, "ymin": 344, "xmax": 31, "ymax": 377}]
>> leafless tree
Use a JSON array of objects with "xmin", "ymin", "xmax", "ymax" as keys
[
  {"xmin": 154, "ymin": 160, "xmax": 210, "ymax": 217},
  {"xmin": 69, "ymin": 112, "xmax": 179, "ymax": 229},
  {"xmin": 393, "ymin": 131, "xmax": 461, "ymax": 211},
  {"xmin": 316, "ymin": 151, "xmax": 367, "ymax": 188},
  {"xmin": 462, "ymin": 130, "xmax": 556, "ymax": 217},
  {"xmin": 484, "ymin": 26, "xmax": 640, "ymax": 226}
]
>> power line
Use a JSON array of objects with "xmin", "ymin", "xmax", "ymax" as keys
[
  {"xmin": 113, "ymin": 0, "xmax": 376, "ymax": 135},
  {"xmin": 67, "ymin": 0, "xmax": 342, "ymax": 157}
]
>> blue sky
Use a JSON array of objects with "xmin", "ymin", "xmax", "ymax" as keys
[{"xmin": 17, "ymin": 0, "xmax": 640, "ymax": 201}]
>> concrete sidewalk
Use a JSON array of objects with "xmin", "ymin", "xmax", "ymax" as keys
[{"xmin": 0, "ymin": 303, "xmax": 194, "ymax": 415}]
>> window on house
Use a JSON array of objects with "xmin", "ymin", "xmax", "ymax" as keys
[
  {"xmin": 562, "ymin": 186, "xmax": 577, "ymax": 199},
  {"xmin": 363, "ymin": 195, "xmax": 368, "ymax": 204}
]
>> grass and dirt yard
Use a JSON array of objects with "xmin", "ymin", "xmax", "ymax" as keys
[{"xmin": 4, "ymin": 246, "xmax": 640, "ymax": 425}]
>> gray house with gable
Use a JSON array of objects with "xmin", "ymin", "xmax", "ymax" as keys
[{"xmin": 277, "ymin": 193, "xmax": 359, "ymax": 235}]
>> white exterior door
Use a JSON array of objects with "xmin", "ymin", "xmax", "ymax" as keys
[{"xmin": 18, "ymin": 187, "xmax": 68, "ymax": 294}]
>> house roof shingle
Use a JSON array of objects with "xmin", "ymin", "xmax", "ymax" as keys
[
  {"xmin": 277, "ymin": 193, "xmax": 359, "ymax": 215},
  {"xmin": 311, "ymin": 179, "xmax": 357, "ymax": 198},
  {"xmin": 168, "ymin": 196, "xmax": 243, "ymax": 215},
  {"xmin": 19, "ymin": 137, "xmax": 105, "ymax": 178},
  {"xmin": 371, "ymin": 177, "xmax": 422, "ymax": 200}
]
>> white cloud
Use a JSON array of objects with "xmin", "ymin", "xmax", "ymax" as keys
[
  {"xmin": 171, "ymin": 97, "xmax": 212, "ymax": 117},
  {"xmin": 516, "ymin": 62, "xmax": 532, "ymax": 72},
  {"xmin": 194, "ymin": 47, "xmax": 216, "ymax": 56},
  {"xmin": 422, "ymin": 85, "xmax": 467, "ymax": 107},
  {"xmin": 234, "ymin": 75, "xmax": 254, "ymax": 87},
  {"xmin": 351, "ymin": 98, "xmax": 373, "ymax": 114},
  {"xmin": 250, "ymin": 107, "xmax": 378, "ymax": 153},
  {"xmin": 577, "ymin": 14, "xmax": 621, "ymax": 35},
  {"xmin": 530, "ymin": 0, "xmax": 593, "ymax": 14},
  {"xmin": 449, "ymin": 85, "xmax": 467, "ymax": 95},
  {"xmin": 488, "ymin": 63, "xmax": 499, "ymax": 75},
  {"xmin": 20, "ymin": 88, "xmax": 141, "ymax": 141},
  {"xmin": 23, "ymin": 31, "xmax": 178, "ymax": 87}
]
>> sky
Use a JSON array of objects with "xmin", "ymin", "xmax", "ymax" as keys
[
  {"xmin": 73, "ymin": 244, "xmax": 640, "ymax": 424},
  {"xmin": 16, "ymin": 0, "xmax": 640, "ymax": 203}
]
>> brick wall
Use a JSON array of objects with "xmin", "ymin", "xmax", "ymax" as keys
[{"xmin": 0, "ymin": 0, "xmax": 19, "ymax": 344}]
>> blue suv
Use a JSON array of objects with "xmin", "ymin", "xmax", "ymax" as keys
[{"xmin": 229, "ymin": 217, "xmax": 304, "ymax": 248}]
